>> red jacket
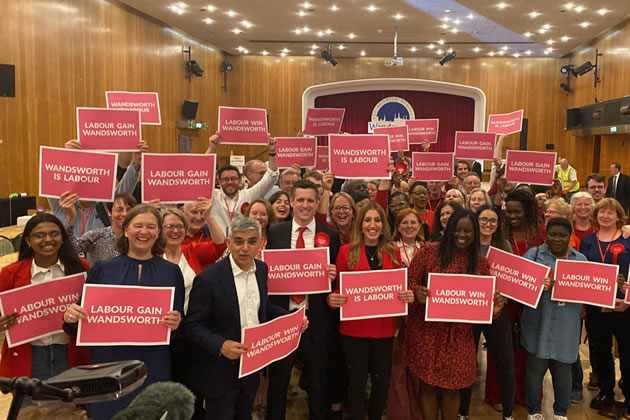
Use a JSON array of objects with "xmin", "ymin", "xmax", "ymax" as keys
[
  {"xmin": 180, "ymin": 240, "xmax": 227, "ymax": 275},
  {"xmin": 335, "ymin": 243, "xmax": 402, "ymax": 338},
  {"xmin": 0, "ymin": 258, "xmax": 91, "ymax": 378}
]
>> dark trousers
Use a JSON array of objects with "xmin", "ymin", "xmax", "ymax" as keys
[
  {"xmin": 586, "ymin": 306, "xmax": 630, "ymax": 400},
  {"xmin": 340, "ymin": 335, "xmax": 394, "ymax": 420},
  {"xmin": 267, "ymin": 326, "xmax": 330, "ymax": 420},
  {"xmin": 171, "ymin": 336, "xmax": 206, "ymax": 420},
  {"xmin": 204, "ymin": 373, "xmax": 259, "ymax": 420},
  {"xmin": 572, "ymin": 355, "xmax": 584, "ymax": 392},
  {"xmin": 459, "ymin": 309, "xmax": 515, "ymax": 417},
  {"xmin": 525, "ymin": 353, "xmax": 572, "ymax": 416}
]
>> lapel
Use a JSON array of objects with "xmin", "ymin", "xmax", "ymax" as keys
[
  {"xmin": 255, "ymin": 260, "xmax": 267, "ymax": 321},
  {"xmin": 218, "ymin": 258, "xmax": 241, "ymax": 327}
]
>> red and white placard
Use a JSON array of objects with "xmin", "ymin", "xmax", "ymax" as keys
[
  {"xmin": 374, "ymin": 125, "xmax": 409, "ymax": 152},
  {"xmin": 406, "ymin": 119, "xmax": 439, "ymax": 144},
  {"xmin": 218, "ymin": 106, "xmax": 268, "ymax": 145},
  {"xmin": 552, "ymin": 260, "xmax": 618, "ymax": 309},
  {"xmin": 275, "ymin": 137, "xmax": 317, "ymax": 168},
  {"xmin": 504, "ymin": 150, "xmax": 557, "ymax": 186},
  {"xmin": 316, "ymin": 146, "xmax": 329, "ymax": 170},
  {"xmin": 106, "ymin": 91, "xmax": 161, "ymax": 125},
  {"xmin": 262, "ymin": 248, "xmax": 330, "ymax": 294},
  {"xmin": 328, "ymin": 134, "xmax": 390, "ymax": 179},
  {"xmin": 411, "ymin": 152, "xmax": 454, "ymax": 182},
  {"xmin": 303, "ymin": 108, "xmax": 345, "ymax": 136},
  {"xmin": 339, "ymin": 268, "xmax": 407, "ymax": 321},
  {"xmin": 425, "ymin": 273, "xmax": 495, "ymax": 324},
  {"xmin": 454, "ymin": 132, "xmax": 496, "ymax": 160},
  {"xmin": 76, "ymin": 107, "xmax": 142, "ymax": 151},
  {"xmin": 487, "ymin": 109, "xmax": 524, "ymax": 135}
]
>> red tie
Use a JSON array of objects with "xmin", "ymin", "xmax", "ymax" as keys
[{"xmin": 291, "ymin": 227, "xmax": 308, "ymax": 304}]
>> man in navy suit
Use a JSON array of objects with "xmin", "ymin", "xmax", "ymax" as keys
[
  {"xmin": 266, "ymin": 179, "xmax": 341, "ymax": 420},
  {"xmin": 185, "ymin": 216, "xmax": 306, "ymax": 420}
]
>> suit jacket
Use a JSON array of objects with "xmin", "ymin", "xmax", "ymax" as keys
[
  {"xmin": 184, "ymin": 257, "xmax": 286, "ymax": 395},
  {"xmin": 606, "ymin": 172, "xmax": 630, "ymax": 213},
  {"xmin": 266, "ymin": 220, "xmax": 341, "ymax": 336}
]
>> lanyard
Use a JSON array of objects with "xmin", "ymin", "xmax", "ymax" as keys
[
  {"xmin": 597, "ymin": 229, "xmax": 619, "ymax": 263},
  {"xmin": 427, "ymin": 197, "xmax": 442, "ymax": 212},
  {"xmin": 399, "ymin": 241, "xmax": 417, "ymax": 266},
  {"xmin": 224, "ymin": 197, "xmax": 236, "ymax": 221},
  {"xmin": 256, "ymin": 237, "xmax": 267, "ymax": 259},
  {"xmin": 512, "ymin": 238, "xmax": 523, "ymax": 256},
  {"xmin": 79, "ymin": 205, "xmax": 91, "ymax": 235}
]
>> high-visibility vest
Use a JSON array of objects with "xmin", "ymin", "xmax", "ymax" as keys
[{"xmin": 558, "ymin": 165, "xmax": 580, "ymax": 192}]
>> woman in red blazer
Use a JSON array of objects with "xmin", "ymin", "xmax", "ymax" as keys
[
  {"xmin": 327, "ymin": 202, "xmax": 414, "ymax": 420},
  {"xmin": 0, "ymin": 214, "xmax": 90, "ymax": 380}
]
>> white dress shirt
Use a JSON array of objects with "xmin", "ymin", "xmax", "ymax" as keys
[
  {"xmin": 229, "ymin": 255, "xmax": 261, "ymax": 329},
  {"xmin": 163, "ymin": 253, "xmax": 196, "ymax": 314},
  {"xmin": 288, "ymin": 218, "xmax": 317, "ymax": 311},
  {"xmin": 30, "ymin": 259, "xmax": 70, "ymax": 346}
]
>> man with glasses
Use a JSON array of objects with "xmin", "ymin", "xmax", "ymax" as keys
[
  {"xmin": 586, "ymin": 173, "xmax": 606, "ymax": 203},
  {"xmin": 207, "ymin": 134, "xmax": 279, "ymax": 234}
]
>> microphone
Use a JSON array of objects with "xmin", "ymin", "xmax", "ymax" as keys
[{"xmin": 111, "ymin": 381, "xmax": 195, "ymax": 420}]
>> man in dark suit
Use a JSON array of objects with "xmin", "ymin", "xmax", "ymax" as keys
[
  {"xmin": 266, "ymin": 179, "xmax": 341, "ymax": 420},
  {"xmin": 606, "ymin": 162, "xmax": 630, "ymax": 214},
  {"xmin": 185, "ymin": 216, "xmax": 305, "ymax": 420}
]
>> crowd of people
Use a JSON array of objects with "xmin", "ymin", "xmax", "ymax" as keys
[{"xmin": 1, "ymin": 131, "xmax": 630, "ymax": 420}]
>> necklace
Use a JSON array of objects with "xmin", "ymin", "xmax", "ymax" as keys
[{"xmin": 365, "ymin": 246, "xmax": 378, "ymax": 261}]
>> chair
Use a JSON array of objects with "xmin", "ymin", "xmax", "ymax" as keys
[
  {"xmin": 11, "ymin": 233, "xmax": 22, "ymax": 253},
  {"xmin": 0, "ymin": 238, "xmax": 14, "ymax": 256}
]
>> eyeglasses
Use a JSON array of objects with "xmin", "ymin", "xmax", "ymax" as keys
[
  {"xmin": 163, "ymin": 224, "xmax": 186, "ymax": 231},
  {"xmin": 30, "ymin": 231, "xmax": 62, "ymax": 240},
  {"xmin": 220, "ymin": 177, "xmax": 240, "ymax": 183},
  {"xmin": 478, "ymin": 217, "xmax": 498, "ymax": 226},
  {"xmin": 332, "ymin": 205, "xmax": 352, "ymax": 213}
]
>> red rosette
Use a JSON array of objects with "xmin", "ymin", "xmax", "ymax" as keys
[
  {"xmin": 394, "ymin": 161, "xmax": 408, "ymax": 175},
  {"xmin": 240, "ymin": 202, "xmax": 250, "ymax": 215},
  {"xmin": 314, "ymin": 232, "xmax": 330, "ymax": 247},
  {"xmin": 611, "ymin": 243, "xmax": 625, "ymax": 265}
]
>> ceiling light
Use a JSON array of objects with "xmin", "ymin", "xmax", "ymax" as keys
[
  {"xmin": 348, "ymin": 33, "xmax": 356, "ymax": 39},
  {"xmin": 538, "ymin": 28, "xmax": 547, "ymax": 34},
  {"xmin": 295, "ymin": 29, "xmax": 302, "ymax": 34},
  {"xmin": 298, "ymin": 10, "xmax": 306, "ymax": 16},
  {"xmin": 502, "ymin": 45, "xmax": 509, "ymax": 50},
  {"xmin": 205, "ymin": 4, "xmax": 216, "ymax": 12},
  {"xmin": 529, "ymin": 11, "xmax": 539, "ymax": 18},
  {"xmin": 442, "ymin": 16, "xmax": 450, "ymax": 22},
  {"xmin": 427, "ymin": 44, "xmax": 435, "ymax": 49},
  {"xmin": 468, "ymin": 14, "xmax": 474, "ymax": 19},
  {"xmin": 498, "ymin": 50, "xmax": 505, "ymax": 55},
  {"xmin": 561, "ymin": 36, "xmax": 570, "ymax": 41},
  {"xmin": 572, "ymin": 61, "xmax": 594, "ymax": 76},
  {"xmin": 513, "ymin": 53, "xmax": 520, "ymax": 57},
  {"xmin": 303, "ymin": 2, "xmax": 312, "ymax": 8},
  {"xmin": 543, "ymin": 24, "xmax": 551, "ymax": 29},
  {"xmin": 309, "ymin": 50, "xmax": 316, "ymax": 55},
  {"xmin": 317, "ymin": 31, "xmax": 324, "ymax": 36},
  {"xmin": 439, "ymin": 49, "xmax": 456, "ymax": 65},
  {"xmin": 241, "ymin": 20, "xmax": 252, "ymax": 28},
  {"xmin": 497, "ymin": 3, "xmax": 507, "ymax": 9},
  {"xmin": 168, "ymin": 4, "xmax": 186, "ymax": 14},
  {"xmin": 226, "ymin": 10, "xmax": 236, "ymax": 17},
  {"xmin": 436, "ymin": 49, "xmax": 444, "ymax": 54},
  {"xmin": 453, "ymin": 19, "xmax": 461, "ymax": 24},
  {"xmin": 204, "ymin": 17, "xmax": 213, "ymax": 24},
  {"xmin": 473, "ymin": 47, "xmax": 481, "ymax": 52},
  {"xmin": 489, "ymin": 51, "xmax": 496, "ymax": 56},
  {"xmin": 232, "ymin": 28, "xmax": 242, "ymax": 34},
  {"xmin": 580, "ymin": 21, "xmax": 591, "ymax": 28},
  {"xmin": 575, "ymin": 6, "xmax": 584, "ymax": 12},
  {"xmin": 331, "ymin": 5, "xmax": 338, "ymax": 11},
  {"xmin": 311, "ymin": 44, "xmax": 319, "ymax": 49},
  {"xmin": 451, "ymin": 27, "xmax": 458, "ymax": 33},
  {"xmin": 525, "ymin": 50, "xmax": 533, "ymax": 55},
  {"xmin": 598, "ymin": 8, "xmax": 609, "ymax": 15},
  {"xmin": 176, "ymin": 2, "xmax": 187, "ymax": 8},
  {"xmin": 303, "ymin": 26, "xmax": 310, "ymax": 32},
  {"xmin": 445, "ymin": 9, "xmax": 451, "ymax": 13},
  {"xmin": 410, "ymin": 46, "xmax": 417, "ymax": 52},
  {"xmin": 282, "ymin": 48, "xmax": 289, "ymax": 53},
  {"xmin": 237, "ymin": 46, "xmax": 244, "ymax": 51},
  {"xmin": 243, "ymin": 49, "xmax": 249, "ymax": 54},
  {"xmin": 547, "ymin": 39, "xmax": 554, "ymax": 45},
  {"xmin": 438, "ymin": 39, "xmax": 445, "ymax": 45},
  {"xmin": 441, "ymin": 24, "xmax": 449, "ymax": 29},
  {"xmin": 565, "ymin": 3, "xmax": 574, "ymax": 9},
  {"xmin": 326, "ymin": 28, "xmax": 333, "ymax": 34},
  {"xmin": 280, "ymin": 52, "xmax": 287, "ymax": 57},
  {"xmin": 394, "ymin": 13, "xmax": 403, "ymax": 20},
  {"xmin": 338, "ymin": 44, "xmax": 345, "ymax": 50},
  {"xmin": 367, "ymin": 5, "xmax": 377, "ymax": 12},
  {"xmin": 544, "ymin": 50, "xmax": 551, "ymax": 55},
  {"xmin": 524, "ymin": 32, "xmax": 532, "ymax": 37},
  {"xmin": 360, "ymin": 50, "xmax": 366, "ymax": 56},
  {"xmin": 262, "ymin": 50, "xmax": 269, "ymax": 56}
]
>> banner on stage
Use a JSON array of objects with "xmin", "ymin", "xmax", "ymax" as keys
[
  {"xmin": 0, "ymin": 273, "xmax": 86, "ymax": 348},
  {"xmin": 328, "ymin": 134, "xmax": 390, "ymax": 179},
  {"xmin": 262, "ymin": 248, "xmax": 330, "ymax": 294},
  {"xmin": 275, "ymin": 137, "xmax": 317, "ymax": 168},
  {"xmin": 374, "ymin": 125, "xmax": 409, "ymax": 152},
  {"xmin": 77, "ymin": 284, "xmax": 174, "ymax": 346},
  {"xmin": 142, "ymin": 153, "xmax": 216, "ymax": 203},
  {"xmin": 39, "ymin": 146, "xmax": 118, "ymax": 202},
  {"xmin": 316, "ymin": 146, "xmax": 329, "ymax": 170},
  {"xmin": 412, "ymin": 152, "xmax": 454, "ymax": 182},
  {"xmin": 303, "ymin": 108, "xmax": 345, "ymax": 136},
  {"xmin": 405, "ymin": 119, "xmax": 439, "ymax": 144},
  {"xmin": 76, "ymin": 107, "xmax": 142, "ymax": 151},
  {"xmin": 487, "ymin": 109, "xmax": 524, "ymax": 134},
  {"xmin": 239, "ymin": 307, "xmax": 305, "ymax": 378},
  {"xmin": 504, "ymin": 150, "xmax": 557, "ymax": 186},
  {"xmin": 425, "ymin": 273, "xmax": 495, "ymax": 324},
  {"xmin": 339, "ymin": 268, "xmax": 407, "ymax": 321},
  {"xmin": 218, "ymin": 106, "xmax": 268, "ymax": 145},
  {"xmin": 454, "ymin": 132, "xmax": 496, "ymax": 160},
  {"xmin": 106, "ymin": 91, "xmax": 161, "ymax": 125},
  {"xmin": 552, "ymin": 260, "xmax": 618, "ymax": 309},
  {"xmin": 487, "ymin": 246, "xmax": 550, "ymax": 308}
]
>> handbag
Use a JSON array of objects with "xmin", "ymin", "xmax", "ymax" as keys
[{"xmin": 512, "ymin": 245, "xmax": 540, "ymax": 349}]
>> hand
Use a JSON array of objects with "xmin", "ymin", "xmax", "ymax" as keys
[
  {"xmin": 208, "ymin": 132, "xmax": 221, "ymax": 153},
  {"xmin": 492, "ymin": 291, "xmax": 504, "ymax": 318},
  {"xmin": 542, "ymin": 277, "xmax": 554, "ymax": 291},
  {"xmin": 65, "ymin": 139, "xmax": 82, "ymax": 149},
  {"xmin": 0, "ymin": 313, "xmax": 19, "ymax": 333},
  {"xmin": 147, "ymin": 199, "xmax": 163, "ymax": 210},
  {"xmin": 132, "ymin": 140, "xmax": 149, "ymax": 168},
  {"xmin": 267, "ymin": 136, "xmax": 277, "ymax": 153},
  {"xmin": 407, "ymin": 176, "xmax": 416, "ymax": 186},
  {"xmin": 447, "ymin": 176, "xmax": 459, "ymax": 188},
  {"xmin": 535, "ymin": 193, "xmax": 547, "ymax": 208},
  {"xmin": 614, "ymin": 298, "xmax": 630, "ymax": 312},
  {"xmin": 387, "ymin": 158, "xmax": 395, "ymax": 175},
  {"xmin": 617, "ymin": 274, "xmax": 628, "ymax": 293},
  {"xmin": 421, "ymin": 141, "xmax": 431, "ymax": 152},
  {"xmin": 492, "ymin": 156, "xmax": 503, "ymax": 171},
  {"xmin": 64, "ymin": 304, "xmax": 87, "ymax": 323},
  {"xmin": 195, "ymin": 197, "xmax": 212, "ymax": 218},
  {"xmin": 414, "ymin": 286, "xmax": 430, "ymax": 304},
  {"xmin": 59, "ymin": 192, "xmax": 79, "ymax": 224},
  {"xmin": 296, "ymin": 130, "xmax": 304, "ymax": 137},
  {"xmin": 290, "ymin": 164, "xmax": 301, "ymax": 173},
  {"xmin": 326, "ymin": 264, "xmax": 337, "ymax": 282},
  {"xmin": 496, "ymin": 177, "xmax": 507, "ymax": 193},
  {"xmin": 220, "ymin": 340, "xmax": 248, "ymax": 360},
  {"xmin": 327, "ymin": 293, "xmax": 347, "ymax": 309},
  {"xmin": 322, "ymin": 171, "xmax": 334, "ymax": 191},
  {"xmin": 162, "ymin": 310, "xmax": 182, "ymax": 330},
  {"xmin": 398, "ymin": 290, "xmax": 414, "ymax": 303},
  {"xmin": 301, "ymin": 316, "xmax": 309, "ymax": 333},
  {"xmin": 622, "ymin": 225, "xmax": 630, "ymax": 239}
]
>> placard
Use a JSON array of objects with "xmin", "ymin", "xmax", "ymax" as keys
[
  {"xmin": 316, "ymin": 146, "xmax": 329, "ymax": 170},
  {"xmin": 262, "ymin": 248, "xmax": 330, "ymax": 294},
  {"xmin": 106, "ymin": 91, "xmax": 161, "ymax": 125},
  {"xmin": 275, "ymin": 137, "xmax": 317, "ymax": 169},
  {"xmin": 487, "ymin": 246, "xmax": 550, "ymax": 308},
  {"xmin": 142, "ymin": 153, "xmax": 216, "ymax": 203},
  {"xmin": 425, "ymin": 273, "xmax": 495, "ymax": 324},
  {"xmin": 487, "ymin": 109, "xmax": 524, "ymax": 134},
  {"xmin": 405, "ymin": 119, "xmax": 439, "ymax": 144},
  {"xmin": 552, "ymin": 260, "xmax": 618, "ymax": 309},
  {"xmin": 373, "ymin": 125, "xmax": 409, "ymax": 152},
  {"xmin": 77, "ymin": 284, "xmax": 174, "ymax": 346},
  {"xmin": 412, "ymin": 152, "xmax": 454, "ymax": 182},
  {"xmin": 218, "ymin": 106, "xmax": 268, "ymax": 145},
  {"xmin": 303, "ymin": 108, "xmax": 345, "ymax": 136},
  {"xmin": 504, "ymin": 150, "xmax": 557, "ymax": 186},
  {"xmin": 239, "ymin": 307, "xmax": 305, "ymax": 378},
  {"xmin": 39, "ymin": 146, "xmax": 118, "ymax": 202},
  {"xmin": 0, "ymin": 273, "xmax": 85, "ymax": 348},
  {"xmin": 76, "ymin": 107, "xmax": 142, "ymax": 151},
  {"xmin": 454, "ymin": 132, "xmax": 496, "ymax": 160},
  {"xmin": 339, "ymin": 268, "xmax": 407, "ymax": 321},
  {"xmin": 328, "ymin": 134, "xmax": 390, "ymax": 179}
]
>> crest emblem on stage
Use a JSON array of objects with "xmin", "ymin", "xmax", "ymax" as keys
[{"xmin": 369, "ymin": 96, "xmax": 415, "ymax": 132}]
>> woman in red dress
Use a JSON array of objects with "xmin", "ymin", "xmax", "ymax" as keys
[{"xmin": 404, "ymin": 208, "xmax": 504, "ymax": 420}]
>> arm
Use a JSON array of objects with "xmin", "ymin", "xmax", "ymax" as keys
[
  {"xmin": 318, "ymin": 171, "xmax": 334, "ymax": 216},
  {"xmin": 206, "ymin": 132, "xmax": 220, "ymax": 154},
  {"xmin": 242, "ymin": 137, "xmax": 279, "ymax": 201}
]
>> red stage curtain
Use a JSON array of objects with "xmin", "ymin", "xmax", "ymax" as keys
[{"xmin": 315, "ymin": 89, "xmax": 475, "ymax": 153}]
